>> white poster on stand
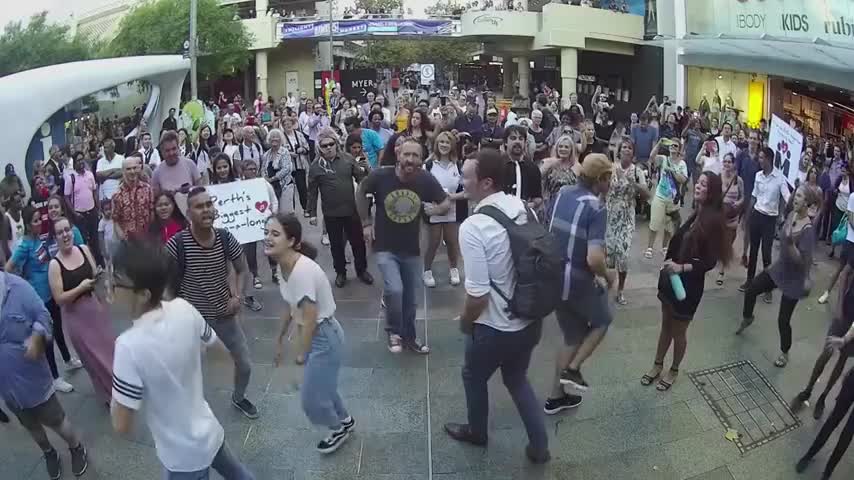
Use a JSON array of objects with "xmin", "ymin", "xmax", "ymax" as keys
[
  {"xmin": 207, "ymin": 178, "xmax": 274, "ymax": 244},
  {"xmin": 768, "ymin": 114, "xmax": 803, "ymax": 187},
  {"xmin": 420, "ymin": 64, "xmax": 435, "ymax": 85}
]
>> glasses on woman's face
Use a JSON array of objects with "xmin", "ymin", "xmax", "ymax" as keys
[{"xmin": 320, "ymin": 142, "xmax": 336, "ymax": 149}]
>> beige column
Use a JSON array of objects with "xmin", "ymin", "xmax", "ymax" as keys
[
  {"xmin": 255, "ymin": 0, "xmax": 269, "ymax": 16},
  {"xmin": 255, "ymin": 50, "xmax": 269, "ymax": 98},
  {"xmin": 516, "ymin": 56, "xmax": 530, "ymax": 100},
  {"xmin": 502, "ymin": 57, "xmax": 515, "ymax": 98},
  {"xmin": 560, "ymin": 47, "xmax": 578, "ymax": 101}
]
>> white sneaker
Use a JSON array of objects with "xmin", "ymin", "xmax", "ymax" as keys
[
  {"xmin": 53, "ymin": 378, "xmax": 74, "ymax": 393},
  {"xmin": 818, "ymin": 291, "xmax": 830, "ymax": 304},
  {"xmin": 422, "ymin": 270, "xmax": 436, "ymax": 288},
  {"xmin": 66, "ymin": 358, "xmax": 83, "ymax": 371},
  {"xmin": 321, "ymin": 234, "xmax": 330, "ymax": 246},
  {"xmin": 449, "ymin": 268, "xmax": 461, "ymax": 286}
]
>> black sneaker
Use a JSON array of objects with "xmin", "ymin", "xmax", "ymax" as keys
[
  {"xmin": 795, "ymin": 390, "xmax": 811, "ymax": 404},
  {"xmin": 0, "ymin": 407, "xmax": 8, "ymax": 423},
  {"xmin": 44, "ymin": 448, "xmax": 61, "ymax": 480},
  {"xmin": 813, "ymin": 396, "xmax": 826, "ymax": 420},
  {"xmin": 317, "ymin": 425, "xmax": 351, "ymax": 454},
  {"xmin": 232, "ymin": 398, "xmax": 259, "ymax": 419},
  {"xmin": 559, "ymin": 368, "xmax": 590, "ymax": 392},
  {"xmin": 738, "ymin": 281, "xmax": 749, "ymax": 293},
  {"xmin": 543, "ymin": 394, "xmax": 583, "ymax": 415},
  {"xmin": 70, "ymin": 443, "xmax": 88, "ymax": 477},
  {"xmin": 795, "ymin": 455, "xmax": 812, "ymax": 473},
  {"xmin": 341, "ymin": 416, "xmax": 355, "ymax": 433},
  {"xmin": 272, "ymin": 272, "xmax": 279, "ymax": 285}
]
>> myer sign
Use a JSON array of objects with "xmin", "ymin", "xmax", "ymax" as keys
[{"xmin": 690, "ymin": 0, "xmax": 854, "ymax": 44}]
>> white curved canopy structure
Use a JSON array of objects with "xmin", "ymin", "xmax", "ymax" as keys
[{"xmin": 0, "ymin": 55, "xmax": 189, "ymax": 193}]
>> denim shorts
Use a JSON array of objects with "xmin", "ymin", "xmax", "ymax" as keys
[{"xmin": 555, "ymin": 284, "xmax": 613, "ymax": 346}]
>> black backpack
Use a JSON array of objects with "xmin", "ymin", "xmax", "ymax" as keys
[{"xmin": 478, "ymin": 205, "xmax": 563, "ymax": 321}]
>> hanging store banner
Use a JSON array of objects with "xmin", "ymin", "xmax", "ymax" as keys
[
  {"xmin": 768, "ymin": 114, "xmax": 804, "ymax": 187},
  {"xmin": 278, "ymin": 19, "xmax": 455, "ymax": 40}
]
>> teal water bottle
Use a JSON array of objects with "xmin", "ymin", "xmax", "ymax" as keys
[{"xmin": 670, "ymin": 273, "xmax": 687, "ymax": 301}]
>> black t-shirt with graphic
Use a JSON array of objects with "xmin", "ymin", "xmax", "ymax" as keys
[{"xmin": 362, "ymin": 167, "xmax": 446, "ymax": 256}]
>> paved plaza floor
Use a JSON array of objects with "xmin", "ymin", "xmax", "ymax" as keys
[{"xmin": 3, "ymin": 217, "xmax": 854, "ymax": 480}]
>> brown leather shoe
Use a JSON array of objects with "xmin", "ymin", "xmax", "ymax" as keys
[{"xmin": 443, "ymin": 423, "xmax": 487, "ymax": 446}]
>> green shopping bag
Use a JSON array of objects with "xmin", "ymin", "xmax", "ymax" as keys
[{"xmin": 832, "ymin": 214, "xmax": 848, "ymax": 245}]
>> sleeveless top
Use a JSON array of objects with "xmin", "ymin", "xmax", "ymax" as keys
[{"xmin": 55, "ymin": 246, "xmax": 94, "ymax": 294}]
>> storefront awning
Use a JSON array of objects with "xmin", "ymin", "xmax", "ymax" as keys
[{"xmin": 653, "ymin": 34, "xmax": 854, "ymax": 91}]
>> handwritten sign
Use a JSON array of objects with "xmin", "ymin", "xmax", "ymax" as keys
[{"xmin": 207, "ymin": 178, "xmax": 273, "ymax": 244}]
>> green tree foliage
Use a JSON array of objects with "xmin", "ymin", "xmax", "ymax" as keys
[
  {"xmin": 107, "ymin": 0, "xmax": 253, "ymax": 79},
  {"xmin": 356, "ymin": 39, "xmax": 478, "ymax": 70},
  {"xmin": 0, "ymin": 12, "xmax": 94, "ymax": 77}
]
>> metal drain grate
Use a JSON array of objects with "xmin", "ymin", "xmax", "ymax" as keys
[{"xmin": 688, "ymin": 360, "xmax": 801, "ymax": 454}]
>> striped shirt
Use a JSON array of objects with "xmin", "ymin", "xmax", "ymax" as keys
[{"xmin": 166, "ymin": 229, "xmax": 242, "ymax": 321}]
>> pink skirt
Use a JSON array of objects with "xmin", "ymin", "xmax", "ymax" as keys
[{"xmin": 62, "ymin": 294, "xmax": 115, "ymax": 404}]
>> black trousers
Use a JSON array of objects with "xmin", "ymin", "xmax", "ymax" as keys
[
  {"xmin": 818, "ymin": 193, "xmax": 838, "ymax": 242},
  {"xmin": 293, "ymin": 169, "xmax": 308, "ymax": 211},
  {"xmin": 43, "ymin": 299, "xmax": 71, "ymax": 379},
  {"xmin": 75, "ymin": 208, "xmax": 102, "ymax": 266},
  {"xmin": 742, "ymin": 271, "xmax": 799, "ymax": 353},
  {"xmin": 243, "ymin": 241, "xmax": 275, "ymax": 278},
  {"xmin": 325, "ymin": 214, "xmax": 367, "ymax": 275},
  {"xmin": 746, "ymin": 210, "xmax": 777, "ymax": 282},
  {"xmin": 803, "ymin": 368, "xmax": 854, "ymax": 478}
]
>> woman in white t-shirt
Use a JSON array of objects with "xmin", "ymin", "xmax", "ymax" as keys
[
  {"xmin": 422, "ymin": 131, "xmax": 465, "ymax": 288},
  {"xmin": 266, "ymin": 213, "xmax": 354, "ymax": 455},
  {"xmin": 818, "ymin": 161, "xmax": 854, "ymax": 304}
]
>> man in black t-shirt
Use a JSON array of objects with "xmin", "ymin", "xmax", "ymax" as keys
[{"xmin": 357, "ymin": 139, "xmax": 450, "ymax": 354}]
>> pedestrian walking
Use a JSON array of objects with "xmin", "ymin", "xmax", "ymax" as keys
[
  {"xmin": 736, "ymin": 185, "xmax": 821, "ymax": 367},
  {"xmin": 0, "ymin": 270, "xmax": 88, "ymax": 479},
  {"xmin": 357, "ymin": 138, "xmax": 450, "ymax": 354},
  {"xmin": 443, "ymin": 149, "xmax": 550, "ymax": 464},
  {"xmin": 545, "ymin": 154, "xmax": 615, "ymax": 407},
  {"xmin": 645, "ymin": 138, "xmax": 688, "ymax": 259},
  {"xmin": 165, "ymin": 187, "xmax": 259, "ymax": 419},
  {"xmin": 110, "ymin": 239, "xmax": 255, "ymax": 479},
  {"xmin": 267, "ymin": 213, "xmax": 355, "ymax": 454},
  {"xmin": 716, "ymin": 152, "xmax": 745, "ymax": 286},
  {"xmin": 641, "ymin": 172, "xmax": 732, "ymax": 391},
  {"xmin": 47, "ymin": 217, "xmax": 116, "ymax": 404},
  {"xmin": 796, "ymin": 366, "xmax": 854, "ymax": 480}
]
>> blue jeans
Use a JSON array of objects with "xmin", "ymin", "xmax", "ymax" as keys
[
  {"xmin": 164, "ymin": 441, "xmax": 254, "ymax": 480},
  {"xmin": 376, "ymin": 252, "xmax": 422, "ymax": 341},
  {"xmin": 211, "ymin": 315, "xmax": 252, "ymax": 403},
  {"xmin": 302, "ymin": 318, "xmax": 349, "ymax": 429},
  {"xmin": 462, "ymin": 321, "xmax": 548, "ymax": 452}
]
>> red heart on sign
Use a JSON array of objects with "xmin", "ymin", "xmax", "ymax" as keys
[{"xmin": 255, "ymin": 201, "xmax": 269, "ymax": 213}]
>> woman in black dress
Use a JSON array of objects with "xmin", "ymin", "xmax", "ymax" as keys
[{"xmin": 641, "ymin": 172, "xmax": 733, "ymax": 390}]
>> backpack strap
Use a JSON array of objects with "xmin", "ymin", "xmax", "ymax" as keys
[{"xmin": 476, "ymin": 205, "xmax": 516, "ymax": 306}]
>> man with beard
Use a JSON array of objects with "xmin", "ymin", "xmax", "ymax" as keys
[
  {"xmin": 502, "ymin": 126, "xmax": 543, "ymax": 210},
  {"xmin": 357, "ymin": 138, "xmax": 450, "ymax": 354},
  {"xmin": 166, "ymin": 187, "xmax": 258, "ymax": 419}
]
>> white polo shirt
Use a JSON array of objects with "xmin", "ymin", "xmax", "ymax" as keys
[
  {"xmin": 96, "ymin": 153, "xmax": 125, "ymax": 200},
  {"xmin": 716, "ymin": 136, "xmax": 737, "ymax": 161},
  {"xmin": 112, "ymin": 298, "xmax": 224, "ymax": 472},
  {"xmin": 752, "ymin": 168, "xmax": 790, "ymax": 217},
  {"xmin": 459, "ymin": 191, "xmax": 534, "ymax": 332}
]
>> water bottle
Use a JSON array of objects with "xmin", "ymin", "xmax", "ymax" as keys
[{"xmin": 670, "ymin": 273, "xmax": 687, "ymax": 301}]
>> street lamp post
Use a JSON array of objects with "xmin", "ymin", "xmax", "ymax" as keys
[
  {"xmin": 189, "ymin": 0, "xmax": 199, "ymax": 99},
  {"xmin": 328, "ymin": 0, "xmax": 334, "ymax": 73}
]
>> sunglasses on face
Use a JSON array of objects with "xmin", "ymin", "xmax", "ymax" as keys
[{"xmin": 320, "ymin": 142, "xmax": 336, "ymax": 149}]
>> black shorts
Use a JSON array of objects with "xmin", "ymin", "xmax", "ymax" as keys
[
  {"xmin": 555, "ymin": 285, "xmax": 613, "ymax": 346},
  {"xmin": 8, "ymin": 394, "xmax": 66, "ymax": 431}
]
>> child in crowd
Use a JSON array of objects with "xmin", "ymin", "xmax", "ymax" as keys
[{"xmin": 98, "ymin": 199, "xmax": 115, "ymax": 302}]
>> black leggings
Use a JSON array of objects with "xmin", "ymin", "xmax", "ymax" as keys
[
  {"xmin": 43, "ymin": 299, "xmax": 71, "ymax": 379},
  {"xmin": 293, "ymin": 169, "xmax": 308, "ymax": 211},
  {"xmin": 742, "ymin": 271, "xmax": 799, "ymax": 353},
  {"xmin": 803, "ymin": 368, "xmax": 854, "ymax": 478}
]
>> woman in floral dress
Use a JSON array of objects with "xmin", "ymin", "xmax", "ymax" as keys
[
  {"xmin": 606, "ymin": 139, "xmax": 650, "ymax": 305},
  {"xmin": 541, "ymin": 134, "xmax": 580, "ymax": 217}
]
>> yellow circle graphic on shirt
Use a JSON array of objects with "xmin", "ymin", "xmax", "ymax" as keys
[{"xmin": 384, "ymin": 189, "xmax": 421, "ymax": 223}]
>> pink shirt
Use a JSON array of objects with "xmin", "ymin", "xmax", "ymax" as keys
[
  {"xmin": 64, "ymin": 170, "xmax": 96, "ymax": 212},
  {"xmin": 151, "ymin": 157, "xmax": 201, "ymax": 194}
]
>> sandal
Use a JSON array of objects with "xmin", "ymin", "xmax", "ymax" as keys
[
  {"xmin": 716, "ymin": 272, "xmax": 724, "ymax": 286},
  {"xmin": 641, "ymin": 361, "xmax": 664, "ymax": 386},
  {"xmin": 657, "ymin": 368, "xmax": 679, "ymax": 391},
  {"xmin": 644, "ymin": 248, "xmax": 654, "ymax": 259},
  {"xmin": 774, "ymin": 353, "xmax": 789, "ymax": 368}
]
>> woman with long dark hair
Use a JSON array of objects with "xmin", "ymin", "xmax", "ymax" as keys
[
  {"xmin": 406, "ymin": 108, "xmax": 433, "ymax": 157},
  {"xmin": 177, "ymin": 128, "xmax": 193, "ymax": 158},
  {"xmin": 267, "ymin": 213, "xmax": 354, "ymax": 454},
  {"xmin": 641, "ymin": 172, "xmax": 732, "ymax": 391},
  {"xmin": 149, "ymin": 192, "xmax": 187, "ymax": 244},
  {"xmin": 210, "ymin": 153, "xmax": 237, "ymax": 185}
]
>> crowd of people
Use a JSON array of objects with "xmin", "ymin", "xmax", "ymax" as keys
[{"xmin": 1, "ymin": 81, "xmax": 854, "ymax": 480}]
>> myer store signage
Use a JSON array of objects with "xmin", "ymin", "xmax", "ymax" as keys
[{"xmin": 695, "ymin": 0, "xmax": 854, "ymax": 44}]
